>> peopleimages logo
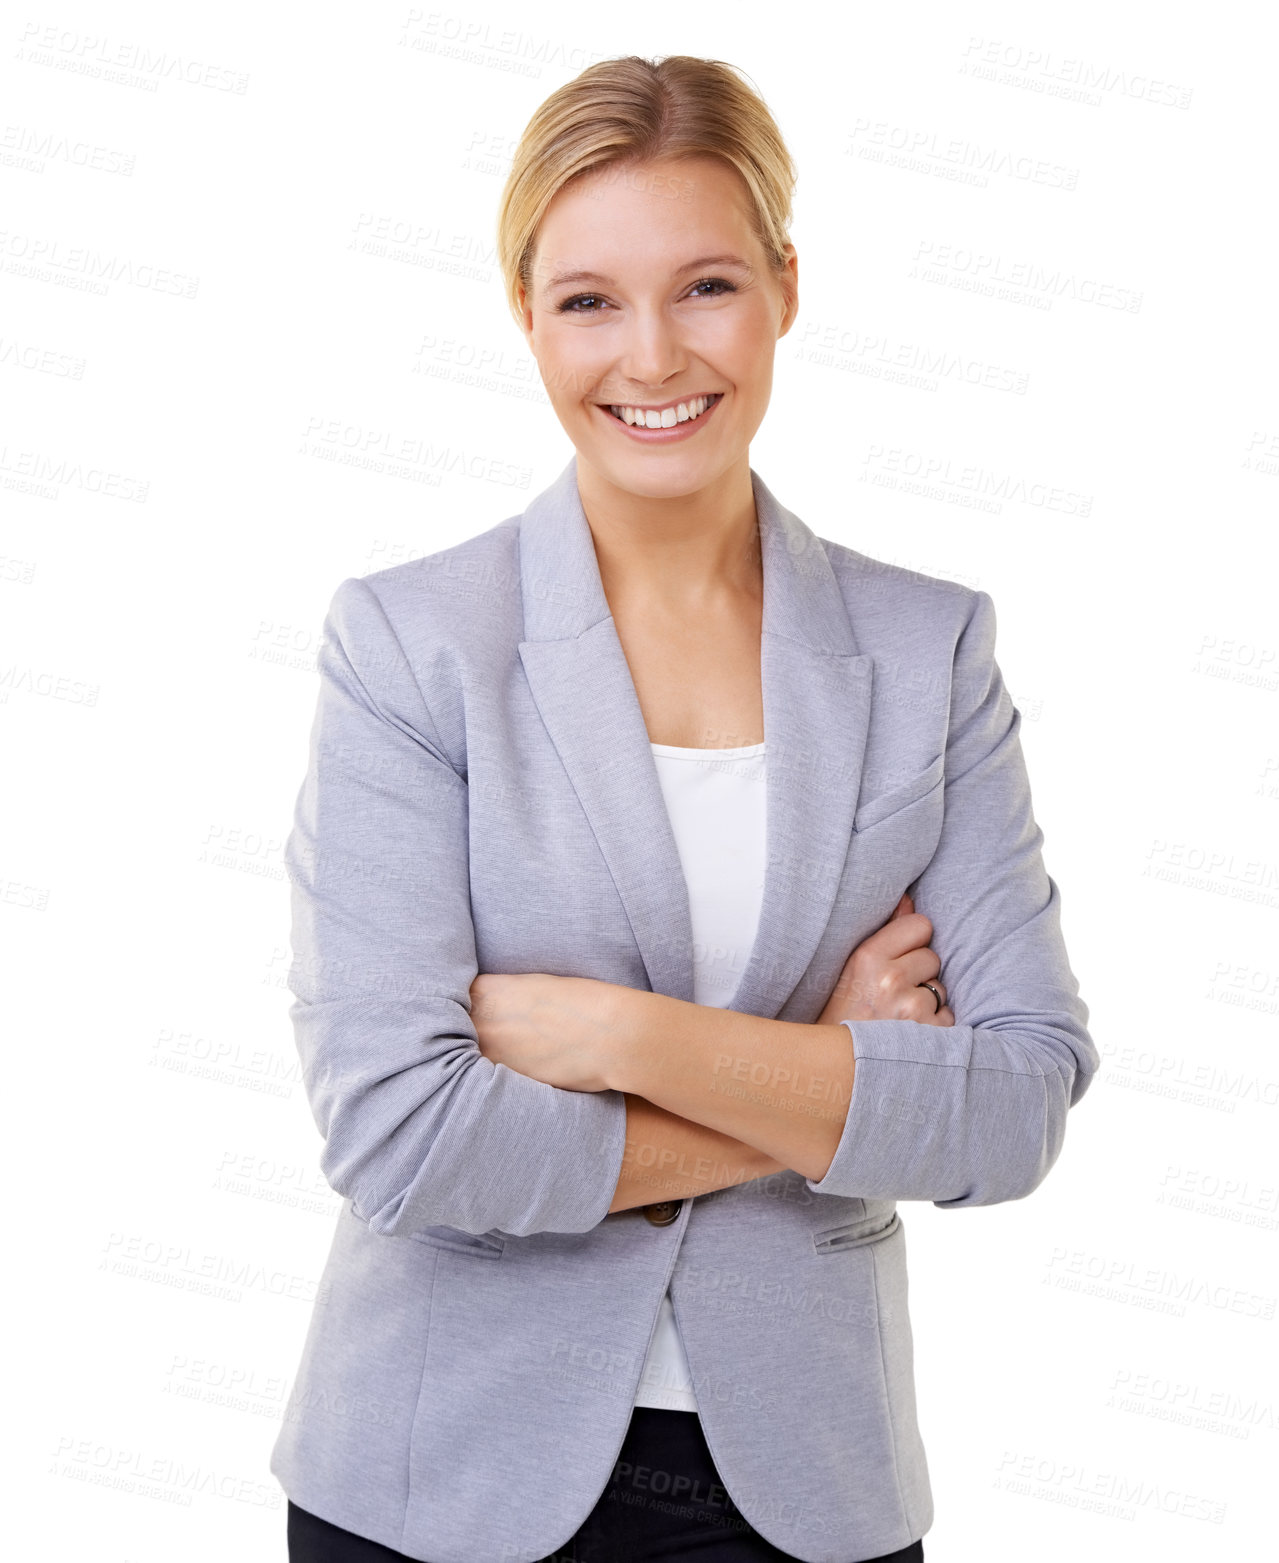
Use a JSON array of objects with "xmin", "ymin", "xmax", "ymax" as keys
[
  {"xmin": 1043, "ymin": 1245, "xmax": 1277, "ymax": 1321},
  {"xmin": 859, "ymin": 445, "xmax": 1093, "ymax": 517},
  {"xmin": 960, "ymin": 37, "xmax": 1194, "ymax": 109},
  {"xmin": 846, "ymin": 120, "xmax": 1079, "ymax": 190}
]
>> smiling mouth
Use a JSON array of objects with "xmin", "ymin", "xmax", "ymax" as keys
[{"xmin": 603, "ymin": 393, "xmax": 723, "ymax": 429}]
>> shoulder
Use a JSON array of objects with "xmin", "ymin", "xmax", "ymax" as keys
[
  {"xmin": 817, "ymin": 533, "xmax": 996, "ymax": 657},
  {"xmin": 315, "ymin": 516, "xmax": 523, "ymax": 773},
  {"xmin": 359, "ymin": 512, "xmax": 521, "ymax": 627},
  {"xmin": 814, "ymin": 536, "xmax": 1006, "ymax": 734},
  {"xmin": 324, "ymin": 514, "xmax": 523, "ymax": 669}
]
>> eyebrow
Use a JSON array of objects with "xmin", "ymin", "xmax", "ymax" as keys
[{"xmin": 543, "ymin": 254, "xmax": 753, "ymax": 290}]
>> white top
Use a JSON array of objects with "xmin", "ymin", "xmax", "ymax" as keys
[{"xmin": 632, "ymin": 739, "xmax": 768, "ymax": 1413}]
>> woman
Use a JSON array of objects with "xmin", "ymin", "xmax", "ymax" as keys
[{"xmin": 271, "ymin": 54, "xmax": 1098, "ymax": 1563}]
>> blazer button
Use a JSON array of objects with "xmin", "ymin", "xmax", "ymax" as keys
[{"xmin": 643, "ymin": 1200, "xmax": 682, "ymax": 1227}]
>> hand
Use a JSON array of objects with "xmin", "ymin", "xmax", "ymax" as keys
[
  {"xmin": 818, "ymin": 892, "xmax": 955, "ymax": 1028},
  {"xmin": 468, "ymin": 972, "xmax": 623, "ymax": 1093}
]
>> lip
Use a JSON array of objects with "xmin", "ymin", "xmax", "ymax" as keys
[{"xmin": 595, "ymin": 392, "xmax": 724, "ymax": 443}]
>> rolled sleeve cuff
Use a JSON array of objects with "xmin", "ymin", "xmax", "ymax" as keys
[
  {"xmin": 804, "ymin": 1018, "xmax": 1052, "ymax": 1206},
  {"xmin": 456, "ymin": 1064, "xmax": 631, "ymax": 1236}
]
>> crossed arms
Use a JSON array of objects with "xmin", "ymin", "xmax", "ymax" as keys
[{"xmin": 285, "ymin": 576, "xmax": 1098, "ymax": 1239}]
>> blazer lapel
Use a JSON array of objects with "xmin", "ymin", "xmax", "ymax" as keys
[{"xmin": 517, "ymin": 455, "xmax": 873, "ymax": 1021}]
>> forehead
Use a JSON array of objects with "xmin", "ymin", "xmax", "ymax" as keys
[{"xmin": 531, "ymin": 156, "xmax": 758, "ymax": 285}]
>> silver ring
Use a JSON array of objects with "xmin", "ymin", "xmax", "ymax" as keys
[{"xmin": 918, "ymin": 982, "xmax": 942, "ymax": 1014}]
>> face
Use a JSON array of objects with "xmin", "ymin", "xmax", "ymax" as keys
[{"xmin": 516, "ymin": 155, "xmax": 798, "ymax": 502}]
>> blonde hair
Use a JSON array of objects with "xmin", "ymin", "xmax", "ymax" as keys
[{"xmin": 496, "ymin": 55, "xmax": 797, "ymax": 325}]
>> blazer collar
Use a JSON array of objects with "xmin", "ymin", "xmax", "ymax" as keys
[{"xmin": 517, "ymin": 454, "xmax": 872, "ymax": 1020}]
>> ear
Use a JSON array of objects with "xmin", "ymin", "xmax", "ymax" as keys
[
  {"xmin": 776, "ymin": 243, "xmax": 800, "ymax": 339},
  {"xmin": 515, "ymin": 277, "xmax": 535, "ymax": 348}
]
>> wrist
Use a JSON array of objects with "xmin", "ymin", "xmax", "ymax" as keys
[{"xmin": 598, "ymin": 981, "xmax": 647, "ymax": 1094}]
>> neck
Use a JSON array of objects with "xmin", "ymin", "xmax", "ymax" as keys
[{"xmin": 574, "ymin": 455, "xmax": 763, "ymax": 615}]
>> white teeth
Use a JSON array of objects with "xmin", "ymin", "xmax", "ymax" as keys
[{"xmin": 608, "ymin": 395, "xmax": 716, "ymax": 428}]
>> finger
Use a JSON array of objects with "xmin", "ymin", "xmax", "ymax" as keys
[
  {"xmin": 895, "ymin": 947, "xmax": 943, "ymax": 989},
  {"xmin": 879, "ymin": 967, "xmax": 945, "ymax": 1019},
  {"xmin": 864, "ymin": 910, "xmax": 934, "ymax": 960},
  {"xmin": 914, "ymin": 984, "xmax": 947, "ymax": 1018},
  {"xmin": 898, "ymin": 987, "xmax": 947, "ymax": 1024},
  {"xmin": 913, "ymin": 975, "xmax": 944, "ymax": 1012},
  {"xmin": 889, "ymin": 892, "xmax": 914, "ymax": 920}
]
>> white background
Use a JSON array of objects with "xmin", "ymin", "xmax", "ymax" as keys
[{"xmin": 3, "ymin": 2, "xmax": 1276, "ymax": 1559}]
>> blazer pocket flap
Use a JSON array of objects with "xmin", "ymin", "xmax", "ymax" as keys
[
  {"xmin": 409, "ymin": 1225, "xmax": 507, "ymax": 1259},
  {"xmin": 853, "ymin": 754, "xmax": 945, "ymax": 834},
  {"xmin": 812, "ymin": 1210, "xmax": 900, "ymax": 1253},
  {"xmin": 345, "ymin": 1202, "xmax": 507, "ymax": 1257}
]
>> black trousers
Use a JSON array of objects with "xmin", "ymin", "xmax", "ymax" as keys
[{"xmin": 286, "ymin": 1405, "xmax": 926, "ymax": 1562}]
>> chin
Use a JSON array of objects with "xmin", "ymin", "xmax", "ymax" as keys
[{"xmin": 586, "ymin": 445, "xmax": 728, "ymax": 495}]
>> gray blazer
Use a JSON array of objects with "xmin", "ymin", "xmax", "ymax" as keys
[{"xmin": 269, "ymin": 454, "xmax": 1098, "ymax": 1563}]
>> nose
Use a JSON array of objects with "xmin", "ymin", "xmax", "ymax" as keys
[{"xmin": 617, "ymin": 305, "xmax": 688, "ymax": 393}]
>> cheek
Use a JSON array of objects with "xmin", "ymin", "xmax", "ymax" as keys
[
  {"xmin": 699, "ymin": 316, "xmax": 775, "ymax": 387},
  {"xmin": 546, "ymin": 335, "xmax": 611, "ymax": 404}
]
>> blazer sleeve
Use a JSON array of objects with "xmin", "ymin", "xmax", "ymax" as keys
[
  {"xmin": 284, "ymin": 575, "xmax": 628, "ymax": 1239},
  {"xmin": 805, "ymin": 587, "xmax": 1099, "ymax": 1207}
]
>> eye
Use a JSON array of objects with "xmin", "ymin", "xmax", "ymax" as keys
[
  {"xmin": 554, "ymin": 277, "xmax": 738, "ymax": 315},
  {"xmin": 556, "ymin": 293, "xmax": 606, "ymax": 314},
  {"xmin": 688, "ymin": 277, "xmax": 737, "ymax": 299}
]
